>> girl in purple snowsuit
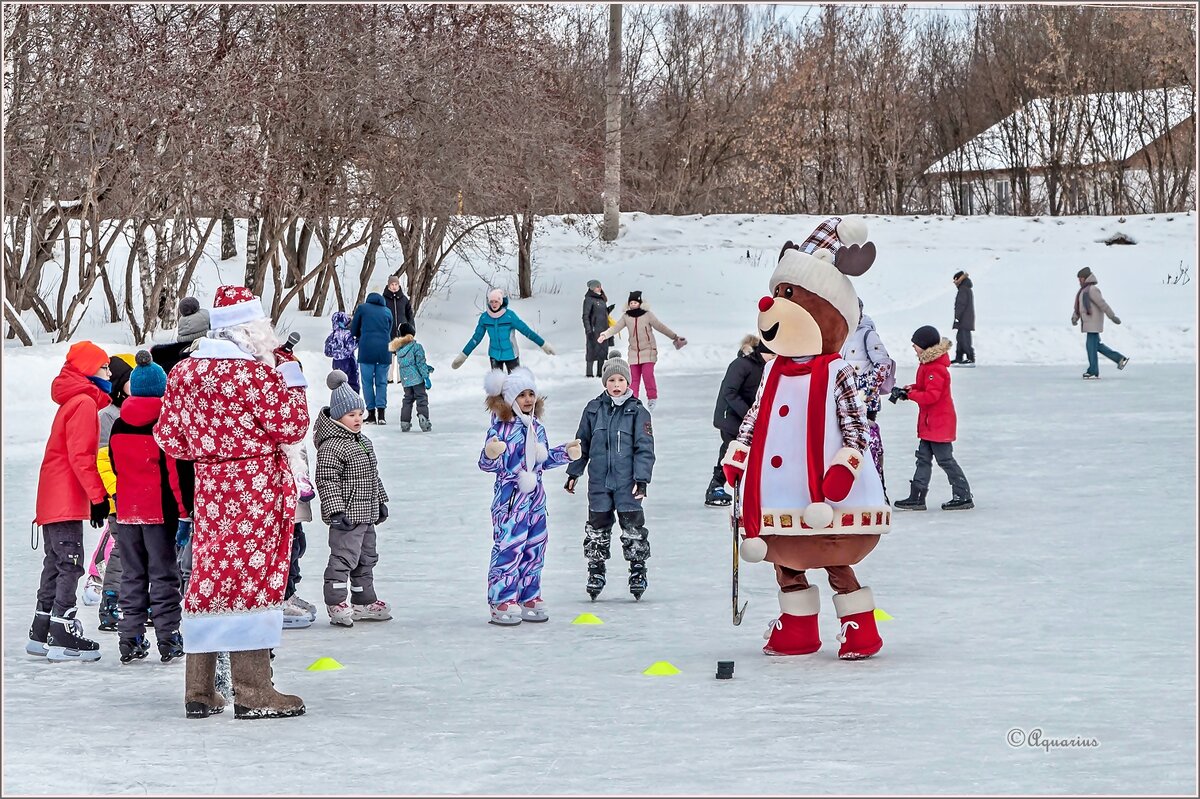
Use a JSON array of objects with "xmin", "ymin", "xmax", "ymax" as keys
[
  {"xmin": 324, "ymin": 311, "xmax": 359, "ymax": 393},
  {"xmin": 478, "ymin": 367, "xmax": 580, "ymax": 626}
]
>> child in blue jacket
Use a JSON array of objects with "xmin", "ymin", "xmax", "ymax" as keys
[
  {"xmin": 452, "ymin": 288, "xmax": 555, "ymax": 373},
  {"xmin": 478, "ymin": 367, "xmax": 580, "ymax": 625},
  {"xmin": 564, "ymin": 350, "xmax": 656, "ymax": 601},
  {"xmin": 388, "ymin": 323, "xmax": 434, "ymax": 432}
]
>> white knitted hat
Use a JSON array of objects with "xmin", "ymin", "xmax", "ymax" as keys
[{"xmin": 768, "ymin": 216, "xmax": 871, "ymax": 332}]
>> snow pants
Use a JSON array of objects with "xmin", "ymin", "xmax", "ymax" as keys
[
  {"xmin": 333, "ymin": 356, "xmax": 360, "ymax": 393},
  {"xmin": 912, "ymin": 439, "xmax": 971, "ymax": 498},
  {"xmin": 114, "ymin": 522, "xmax": 183, "ymax": 637},
  {"xmin": 629, "ymin": 362, "xmax": 658, "ymax": 400},
  {"xmin": 955, "ymin": 328, "xmax": 975, "ymax": 363},
  {"xmin": 36, "ymin": 521, "xmax": 84, "ymax": 616},
  {"xmin": 400, "ymin": 384, "xmax": 430, "ymax": 423},
  {"xmin": 583, "ymin": 508, "xmax": 650, "ymax": 567},
  {"xmin": 487, "ymin": 489, "xmax": 547, "ymax": 606},
  {"xmin": 323, "ymin": 522, "xmax": 379, "ymax": 606}
]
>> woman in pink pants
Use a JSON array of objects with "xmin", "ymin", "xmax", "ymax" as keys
[{"xmin": 597, "ymin": 291, "xmax": 686, "ymax": 410}]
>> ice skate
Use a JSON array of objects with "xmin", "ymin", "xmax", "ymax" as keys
[
  {"xmin": 705, "ymin": 466, "xmax": 732, "ymax": 506},
  {"xmin": 520, "ymin": 598, "xmax": 548, "ymax": 623},
  {"xmin": 290, "ymin": 594, "xmax": 317, "ymax": 621},
  {"xmin": 82, "ymin": 576, "xmax": 103, "ymax": 606},
  {"xmin": 46, "ymin": 609, "xmax": 102, "ymax": 662},
  {"xmin": 629, "ymin": 563, "xmax": 648, "ymax": 600},
  {"xmin": 351, "ymin": 600, "xmax": 392, "ymax": 622},
  {"xmin": 97, "ymin": 590, "xmax": 120, "ymax": 631},
  {"xmin": 282, "ymin": 597, "xmax": 314, "ymax": 629},
  {"xmin": 327, "ymin": 602, "xmax": 355, "ymax": 627},
  {"xmin": 489, "ymin": 601, "xmax": 522, "ymax": 626},
  {"xmin": 26, "ymin": 610, "xmax": 51, "ymax": 657},
  {"xmin": 157, "ymin": 631, "xmax": 185, "ymax": 663},
  {"xmin": 586, "ymin": 562, "xmax": 606, "ymax": 600},
  {"xmin": 119, "ymin": 634, "xmax": 150, "ymax": 664}
]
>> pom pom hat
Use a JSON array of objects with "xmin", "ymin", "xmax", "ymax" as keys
[
  {"xmin": 328, "ymin": 370, "xmax": 366, "ymax": 421},
  {"xmin": 129, "ymin": 350, "xmax": 168, "ymax": 397},
  {"xmin": 769, "ymin": 216, "xmax": 871, "ymax": 333}
]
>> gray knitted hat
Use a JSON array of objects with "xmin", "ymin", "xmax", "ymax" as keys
[
  {"xmin": 601, "ymin": 348, "xmax": 632, "ymax": 385},
  {"xmin": 176, "ymin": 297, "xmax": 211, "ymax": 343},
  {"xmin": 327, "ymin": 370, "xmax": 365, "ymax": 421}
]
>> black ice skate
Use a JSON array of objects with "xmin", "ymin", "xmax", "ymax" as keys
[
  {"xmin": 26, "ymin": 610, "xmax": 51, "ymax": 657},
  {"xmin": 629, "ymin": 563, "xmax": 648, "ymax": 601},
  {"xmin": 705, "ymin": 467, "xmax": 732, "ymax": 507},
  {"xmin": 586, "ymin": 562, "xmax": 606, "ymax": 600},
  {"xmin": 119, "ymin": 634, "xmax": 150, "ymax": 664},
  {"xmin": 46, "ymin": 608, "xmax": 102, "ymax": 662},
  {"xmin": 158, "ymin": 631, "xmax": 185, "ymax": 663}
]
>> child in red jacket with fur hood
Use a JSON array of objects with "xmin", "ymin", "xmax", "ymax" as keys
[{"xmin": 892, "ymin": 325, "xmax": 974, "ymax": 512}]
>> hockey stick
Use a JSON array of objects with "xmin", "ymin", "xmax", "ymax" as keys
[{"xmin": 731, "ymin": 478, "xmax": 748, "ymax": 626}]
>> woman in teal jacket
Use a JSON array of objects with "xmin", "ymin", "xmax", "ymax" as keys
[{"xmin": 452, "ymin": 289, "xmax": 555, "ymax": 373}]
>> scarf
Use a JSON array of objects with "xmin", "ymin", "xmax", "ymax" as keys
[
  {"xmin": 1074, "ymin": 284, "xmax": 1093, "ymax": 317},
  {"xmin": 87, "ymin": 376, "xmax": 112, "ymax": 394},
  {"xmin": 608, "ymin": 389, "xmax": 633, "ymax": 406},
  {"xmin": 742, "ymin": 353, "xmax": 839, "ymax": 537},
  {"xmin": 626, "ymin": 308, "xmax": 647, "ymax": 318}
]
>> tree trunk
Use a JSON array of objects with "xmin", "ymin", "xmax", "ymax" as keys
[
  {"xmin": 244, "ymin": 212, "xmax": 261, "ymax": 289},
  {"xmin": 514, "ymin": 210, "xmax": 534, "ymax": 299},
  {"xmin": 221, "ymin": 209, "xmax": 237, "ymax": 260},
  {"xmin": 3, "ymin": 296, "xmax": 34, "ymax": 346},
  {"xmin": 601, "ymin": 3, "xmax": 623, "ymax": 242}
]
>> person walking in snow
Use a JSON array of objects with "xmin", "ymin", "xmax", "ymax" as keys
[
  {"xmin": 382, "ymin": 274, "xmax": 415, "ymax": 338},
  {"xmin": 313, "ymin": 371, "xmax": 392, "ymax": 628},
  {"xmin": 324, "ymin": 311, "xmax": 359, "ymax": 393},
  {"xmin": 891, "ymin": 325, "xmax": 973, "ymax": 512},
  {"xmin": 951, "ymin": 271, "xmax": 976, "ymax": 366},
  {"xmin": 478, "ymin": 367, "xmax": 580, "ymax": 625},
  {"xmin": 107, "ymin": 351, "xmax": 190, "ymax": 665},
  {"xmin": 582, "ymin": 279, "xmax": 612, "ymax": 379},
  {"xmin": 596, "ymin": 290, "xmax": 686, "ymax": 410},
  {"xmin": 565, "ymin": 349, "xmax": 656, "ymax": 600},
  {"xmin": 453, "ymin": 288, "xmax": 555, "ymax": 373},
  {"xmin": 351, "ymin": 292, "xmax": 394, "ymax": 423},
  {"xmin": 840, "ymin": 299, "xmax": 895, "ymax": 493},
  {"xmin": 155, "ymin": 285, "xmax": 310, "ymax": 720},
  {"xmin": 707, "ymin": 335, "xmax": 773, "ymax": 507},
  {"xmin": 1072, "ymin": 267, "xmax": 1129, "ymax": 379},
  {"xmin": 389, "ymin": 322, "xmax": 434, "ymax": 432},
  {"xmin": 27, "ymin": 341, "xmax": 112, "ymax": 662}
]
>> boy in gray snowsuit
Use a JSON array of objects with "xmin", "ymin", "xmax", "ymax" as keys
[{"xmin": 565, "ymin": 349, "xmax": 656, "ymax": 600}]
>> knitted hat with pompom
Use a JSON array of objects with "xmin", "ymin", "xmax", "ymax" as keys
[
  {"xmin": 129, "ymin": 350, "xmax": 168, "ymax": 398},
  {"xmin": 328, "ymin": 369, "xmax": 365, "ymax": 421}
]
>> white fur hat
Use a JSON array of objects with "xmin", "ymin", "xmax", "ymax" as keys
[
  {"xmin": 769, "ymin": 216, "xmax": 869, "ymax": 332},
  {"xmin": 484, "ymin": 366, "xmax": 538, "ymax": 407}
]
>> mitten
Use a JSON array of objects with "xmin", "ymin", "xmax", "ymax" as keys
[
  {"xmin": 1113, "ymin": 316, "xmax": 1121, "ymax": 325},
  {"xmin": 564, "ymin": 476, "xmax": 577, "ymax": 494},
  {"xmin": 90, "ymin": 499, "xmax": 109, "ymax": 529},
  {"xmin": 541, "ymin": 342, "xmax": 556, "ymax": 356},
  {"xmin": 377, "ymin": 503, "xmax": 388, "ymax": 524},
  {"xmin": 451, "ymin": 353, "xmax": 467, "ymax": 370},
  {"xmin": 673, "ymin": 336, "xmax": 688, "ymax": 350},
  {"xmin": 175, "ymin": 519, "xmax": 193, "ymax": 549},
  {"xmin": 822, "ymin": 448, "xmax": 865, "ymax": 502},
  {"xmin": 484, "ymin": 437, "xmax": 507, "ymax": 459},
  {"xmin": 632, "ymin": 481, "xmax": 647, "ymax": 499},
  {"xmin": 424, "ymin": 375, "xmax": 432, "ymax": 390},
  {"xmin": 565, "ymin": 439, "xmax": 582, "ymax": 460},
  {"xmin": 721, "ymin": 440, "xmax": 752, "ymax": 489}
]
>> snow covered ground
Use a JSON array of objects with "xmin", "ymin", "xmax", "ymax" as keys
[{"xmin": 3, "ymin": 212, "xmax": 1197, "ymax": 794}]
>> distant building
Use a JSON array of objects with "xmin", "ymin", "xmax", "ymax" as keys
[{"xmin": 923, "ymin": 87, "xmax": 1196, "ymax": 215}]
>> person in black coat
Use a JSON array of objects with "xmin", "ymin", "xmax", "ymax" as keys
[
  {"xmin": 582, "ymin": 280, "xmax": 612, "ymax": 378},
  {"xmin": 382, "ymin": 274, "xmax": 415, "ymax": 338},
  {"xmin": 952, "ymin": 271, "xmax": 975, "ymax": 365},
  {"xmin": 706, "ymin": 335, "xmax": 773, "ymax": 506}
]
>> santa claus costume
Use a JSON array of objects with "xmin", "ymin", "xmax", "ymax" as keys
[{"xmin": 154, "ymin": 285, "xmax": 310, "ymax": 719}]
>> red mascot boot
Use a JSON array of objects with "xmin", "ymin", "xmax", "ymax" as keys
[
  {"xmin": 762, "ymin": 587, "xmax": 821, "ymax": 656},
  {"xmin": 832, "ymin": 587, "xmax": 883, "ymax": 660}
]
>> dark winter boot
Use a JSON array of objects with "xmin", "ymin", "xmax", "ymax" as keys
[
  {"xmin": 586, "ymin": 561, "xmax": 606, "ymax": 600},
  {"xmin": 941, "ymin": 495, "xmax": 975, "ymax": 511},
  {"xmin": 893, "ymin": 482, "xmax": 928, "ymax": 512},
  {"xmin": 365, "ymin": 409, "xmax": 377, "ymax": 425},
  {"xmin": 705, "ymin": 466, "xmax": 732, "ymax": 507},
  {"xmin": 231, "ymin": 648, "xmax": 305, "ymax": 720},
  {"xmin": 629, "ymin": 562, "xmax": 648, "ymax": 601},
  {"xmin": 119, "ymin": 634, "xmax": 150, "ymax": 664},
  {"xmin": 97, "ymin": 590, "xmax": 120, "ymax": 631},
  {"xmin": 26, "ymin": 609, "xmax": 51, "ymax": 657},
  {"xmin": 376, "ymin": 408, "xmax": 387, "ymax": 425},
  {"xmin": 185, "ymin": 652, "xmax": 226, "ymax": 718},
  {"xmin": 157, "ymin": 631, "xmax": 185, "ymax": 663},
  {"xmin": 46, "ymin": 608, "xmax": 102, "ymax": 662}
]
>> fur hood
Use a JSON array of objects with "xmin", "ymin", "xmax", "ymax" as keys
[
  {"xmin": 918, "ymin": 338, "xmax": 953, "ymax": 364},
  {"xmin": 486, "ymin": 394, "xmax": 545, "ymax": 422},
  {"xmin": 739, "ymin": 334, "xmax": 761, "ymax": 356},
  {"xmin": 388, "ymin": 334, "xmax": 414, "ymax": 352}
]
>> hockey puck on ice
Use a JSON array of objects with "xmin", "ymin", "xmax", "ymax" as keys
[{"xmin": 715, "ymin": 660, "xmax": 735, "ymax": 680}]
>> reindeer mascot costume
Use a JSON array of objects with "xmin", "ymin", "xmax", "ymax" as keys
[{"xmin": 722, "ymin": 217, "xmax": 890, "ymax": 660}]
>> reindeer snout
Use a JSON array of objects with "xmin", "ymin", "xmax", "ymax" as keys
[{"xmin": 758, "ymin": 296, "xmax": 775, "ymax": 312}]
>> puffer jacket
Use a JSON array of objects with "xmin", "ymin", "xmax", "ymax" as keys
[
  {"xmin": 350, "ymin": 293, "xmax": 394, "ymax": 365},
  {"xmin": 602, "ymin": 306, "xmax": 679, "ymax": 365},
  {"xmin": 1071, "ymin": 274, "xmax": 1120, "ymax": 333},
  {"xmin": 382, "ymin": 286, "xmax": 415, "ymax": 338},
  {"xmin": 35, "ymin": 365, "xmax": 111, "ymax": 525},
  {"xmin": 567, "ymin": 392, "xmax": 656, "ymax": 504},
  {"xmin": 953, "ymin": 277, "xmax": 975, "ymax": 331},
  {"xmin": 324, "ymin": 311, "xmax": 358, "ymax": 360},
  {"xmin": 108, "ymin": 395, "xmax": 191, "ymax": 525},
  {"xmin": 313, "ymin": 408, "xmax": 389, "ymax": 525},
  {"xmin": 904, "ymin": 338, "xmax": 957, "ymax": 443},
  {"xmin": 462, "ymin": 297, "xmax": 545, "ymax": 362},
  {"xmin": 583, "ymin": 291, "xmax": 610, "ymax": 361},
  {"xmin": 388, "ymin": 335, "xmax": 432, "ymax": 388},
  {"xmin": 713, "ymin": 337, "xmax": 768, "ymax": 436}
]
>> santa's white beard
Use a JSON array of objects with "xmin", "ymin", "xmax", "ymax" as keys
[{"xmin": 215, "ymin": 318, "xmax": 280, "ymax": 362}]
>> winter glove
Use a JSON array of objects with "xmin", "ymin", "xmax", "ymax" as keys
[
  {"xmin": 175, "ymin": 519, "xmax": 193, "ymax": 549},
  {"xmin": 424, "ymin": 375, "xmax": 432, "ymax": 390},
  {"xmin": 451, "ymin": 352, "xmax": 467, "ymax": 370},
  {"xmin": 822, "ymin": 448, "xmax": 864, "ymax": 503},
  {"xmin": 540, "ymin": 342, "xmax": 556, "ymax": 356},
  {"xmin": 330, "ymin": 513, "xmax": 355, "ymax": 532},
  {"xmin": 1112, "ymin": 316, "xmax": 1121, "ymax": 325},
  {"xmin": 484, "ymin": 437, "xmax": 507, "ymax": 459},
  {"xmin": 90, "ymin": 499, "xmax": 110, "ymax": 529},
  {"xmin": 721, "ymin": 440, "xmax": 751, "ymax": 490},
  {"xmin": 1071, "ymin": 315, "xmax": 1079, "ymax": 326},
  {"xmin": 564, "ymin": 476, "xmax": 578, "ymax": 494},
  {"xmin": 565, "ymin": 439, "xmax": 582, "ymax": 461},
  {"xmin": 632, "ymin": 481, "xmax": 648, "ymax": 500},
  {"xmin": 672, "ymin": 336, "xmax": 688, "ymax": 350},
  {"xmin": 377, "ymin": 503, "xmax": 388, "ymax": 524}
]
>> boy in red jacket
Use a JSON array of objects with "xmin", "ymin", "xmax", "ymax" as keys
[
  {"xmin": 29, "ymin": 341, "xmax": 112, "ymax": 661},
  {"xmin": 108, "ymin": 351, "xmax": 192, "ymax": 664},
  {"xmin": 892, "ymin": 325, "xmax": 974, "ymax": 511}
]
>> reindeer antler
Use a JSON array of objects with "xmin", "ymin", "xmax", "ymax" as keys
[{"xmin": 834, "ymin": 242, "xmax": 876, "ymax": 277}]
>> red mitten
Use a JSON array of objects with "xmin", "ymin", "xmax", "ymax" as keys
[
  {"xmin": 723, "ymin": 464, "xmax": 742, "ymax": 490},
  {"xmin": 720, "ymin": 440, "xmax": 752, "ymax": 489},
  {"xmin": 822, "ymin": 448, "xmax": 865, "ymax": 502}
]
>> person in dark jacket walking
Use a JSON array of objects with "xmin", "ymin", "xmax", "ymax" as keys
[
  {"xmin": 108, "ymin": 351, "xmax": 191, "ymax": 664},
  {"xmin": 350, "ymin": 292, "xmax": 394, "ymax": 424},
  {"xmin": 951, "ymin": 271, "xmax": 975, "ymax": 366},
  {"xmin": 706, "ymin": 335, "xmax": 773, "ymax": 506},
  {"xmin": 382, "ymin": 275, "xmax": 415, "ymax": 338},
  {"xmin": 582, "ymin": 280, "xmax": 612, "ymax": 379},
  {"xmin": 565, "ymin": 349, "xmax": 656, "ymax": 600},
  {"xmin": 892, "ymin": 326, "xmax": 973, "ymax": 512}
]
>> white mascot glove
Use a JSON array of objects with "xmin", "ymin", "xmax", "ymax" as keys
[
  {"xmin": 541, "ymin": 342, "xmax": 556, "ymax": 356},
  {"xmin": 484, "ymin": 437, "xmax": 507, "ymax": 459},
  {"xmin": 451, "ymin": 352, "xmax": 468, "ymax": 370}
]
